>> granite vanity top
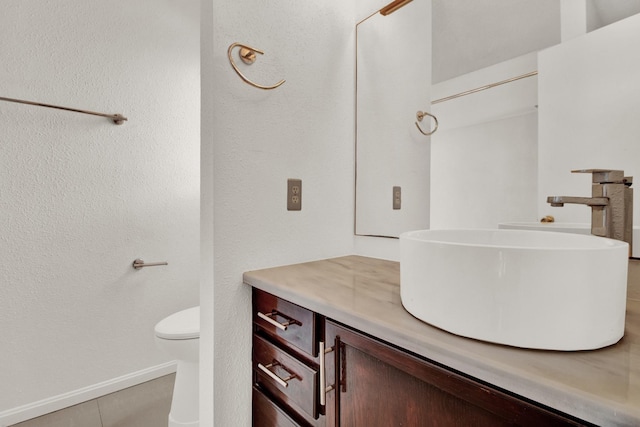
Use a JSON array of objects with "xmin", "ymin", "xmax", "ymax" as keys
[{"xmin": 244, "ymin": 255, "xmax": 640, "ymax": 427}]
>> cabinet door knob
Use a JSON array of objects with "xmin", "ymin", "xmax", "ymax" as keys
[{"xmin": 257, "ymin": 361, "xmax": 297, "ymax": 388}]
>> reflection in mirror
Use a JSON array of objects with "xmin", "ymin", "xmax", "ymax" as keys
[
  {"xmin": 354, "ymin": 0, "xmax": 431, "ymax": 238},
  {"xmin": 537, "ymin": 12, "xmax": 640, "ymax": 233},
  {"xmin": 431, "ymin": 1, "xmax": 640, "ymax": 83},
  {"xmin": 357, "ymin": 0, "xmax": 640, "ymax": 240},
  {"xmin": 428, "ymin": 1, "xmax": 640, "ymax": 244},
  {"xmin": 432, "ymin": 0, "xmax": 560, "ymax": 83}
]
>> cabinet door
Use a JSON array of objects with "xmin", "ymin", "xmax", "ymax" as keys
[{"xmin": 324, "ymin": 321, "xmax": 588, "ymax": 427}]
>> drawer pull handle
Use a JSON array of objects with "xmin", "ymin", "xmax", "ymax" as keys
[
  {"xmin": 257, "ymin": 361, "xmax": 296, "ymax": 388},
  {"xmin": 257, "ymin": 310, "xmax": 299, "ymax": 331},
  {"xmin": 319, "ymin": 341, "xmax": 335, "ymax": 406}
]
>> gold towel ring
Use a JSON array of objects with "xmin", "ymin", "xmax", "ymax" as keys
[
  {"xmin": 415, "ymin": 110, "xmax": 438, "ymax": 136},
  {"xmin": 227, "ymin": 42, "xmax": 285, "ymax": 90}
]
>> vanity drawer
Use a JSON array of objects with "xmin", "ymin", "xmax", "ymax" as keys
[
  {"xmin": 253, "ymin": 288, "xmax": 319, "ymax": 357},
  {"xmin": 253, "ymin": 387, "xmax": 306, "ymax": 427},
  {"xmin": 253, "ymin": 334, "xmax": 319, "ymax": 421}
]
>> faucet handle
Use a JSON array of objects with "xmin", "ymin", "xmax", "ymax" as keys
[{"xmin": 571, "ymin": 169, "xmax": 625, "ymax": 183}]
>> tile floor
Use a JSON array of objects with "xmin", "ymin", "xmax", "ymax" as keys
[{"xmin": 10, "ymin": 373, "xmax": 175, "ymax": 427}]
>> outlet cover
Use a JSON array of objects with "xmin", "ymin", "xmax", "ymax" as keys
[
  {"xmin": 287, "ymin": 179, "xmax": 302, "ymax": 211},
  {"xmin": 393, "ymin": 186, "xmax": 401, "ymax": 210}
]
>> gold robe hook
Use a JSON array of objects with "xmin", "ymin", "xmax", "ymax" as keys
[
  {"xmin": 415, "ymin": 110, "xmax": 438, "ymax": 136},
  {"xmin": 227, "ymin": 42, "xmax": 285, "ymax": 90}
]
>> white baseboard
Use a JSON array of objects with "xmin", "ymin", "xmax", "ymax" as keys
[{"xmin": 0, "ymin": 361, "xmax": 177, "ymax": 427}]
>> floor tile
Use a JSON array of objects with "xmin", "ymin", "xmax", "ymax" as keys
[
  {"xmin": 97, "ymin": 373, "xmax": 175, "ymax": 427},
  {"xmin": 10, "ymin": 400, "xmax": 102, "ymax": 427}
]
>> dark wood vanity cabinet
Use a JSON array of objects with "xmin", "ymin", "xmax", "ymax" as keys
[
  {"xmin": 252, "ymin": 289, "xmax": 590, "ymax": 427},
  {"xmin": 252, "ymin": 288, "xmax": 324, "ymax": 427},
  {"xmin": 324, "ymin": 321, "xmax": 591, "ymax": 427}
]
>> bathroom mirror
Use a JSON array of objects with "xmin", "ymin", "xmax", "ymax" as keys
[
  {"xmin": 536, "ymin": 11, "xmax": 640, "ymax": 229},
  {"xmin": 357, "ymin": 0, "xmax": 640, "ymax": 237},
  {"xmin": 354, "ymin": 0, "xmax": 432, "ymax": 238}
]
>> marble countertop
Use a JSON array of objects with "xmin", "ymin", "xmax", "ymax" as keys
[{"xmin": 244, "ymin": 255, "xmax": 640, "ymax": 427}]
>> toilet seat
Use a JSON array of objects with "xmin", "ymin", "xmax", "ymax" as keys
[{"xmin": 155, "ymin": 306, "xmax": 200, "ymax": 340}]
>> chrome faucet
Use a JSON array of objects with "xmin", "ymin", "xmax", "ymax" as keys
[{"xmin": 547, "ymin": 169, "xmax": 633, "ymax": 254}]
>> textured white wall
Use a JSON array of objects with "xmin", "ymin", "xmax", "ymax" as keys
[
  {"xmin": 200, "ymin": 0, "xmax": 215, "ymax": 424},
  {"xmin": 0, "ymin": 0, "xmax": 200, "ymax": 415},
  {"xmin": 203, "ymin": 1, "xmax": 355, "ymax": 426}
]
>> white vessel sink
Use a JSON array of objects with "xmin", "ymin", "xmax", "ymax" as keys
[
  {"xmin": 400, "ymin": 229, "xmax": 629, "ymax": 350},
  {"xmin": 498, "ymin": 222, "xmax": 640, "ymax": 258}
]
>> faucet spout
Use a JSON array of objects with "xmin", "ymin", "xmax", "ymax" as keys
[
  {"xmin": 546, "ymin": 196, "xmax": 609, "ymax": 207},
  {"xmin": 546, "ymin": 169, "xmax": 633, "ymax": 256}
]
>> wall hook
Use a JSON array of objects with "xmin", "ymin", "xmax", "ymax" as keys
[
  {"xmin": 415, "ymin": 110, "xmax": 438, "ymax": 136},
  {"xmin": 132, "ymin": 259, "xmax": 168, "ymax": 270},
  {"xmin": 227, "ymin": 42, "xmax": 285, "ymax": 90}
]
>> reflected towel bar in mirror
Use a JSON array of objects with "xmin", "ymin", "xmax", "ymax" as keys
[
  {"xmin": 0, "ymin": 96, "xmax": 127, "ymax": 125},
  {"xmin": 227, "ymin": 42, "xmax": 285, "ymax": 90},
  {"xmin": 431, "ymin": 71, "xmax": 538, "ymax": 105}
]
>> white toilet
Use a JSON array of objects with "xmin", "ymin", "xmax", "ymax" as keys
[{"xmin": 155, "ymin": 306, "xmax": 200, "ymax": 427}]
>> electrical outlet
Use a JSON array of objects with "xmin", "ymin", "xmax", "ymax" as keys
[
  {"xmin": 287, "ymin": 179, "xmax": 302, "ymax": 211},
  {"xmin": 393, "ymin": 186, "xmax": 401, "ymax": 210}
]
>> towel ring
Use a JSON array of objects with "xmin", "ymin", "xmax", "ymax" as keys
[
  {"xmin": 227, "ymin": 42, "xmax": 285, "ymax": 90},
  {"xmin": 415, "ymin": 110, "xmax": 438, "ymax": 136}
]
